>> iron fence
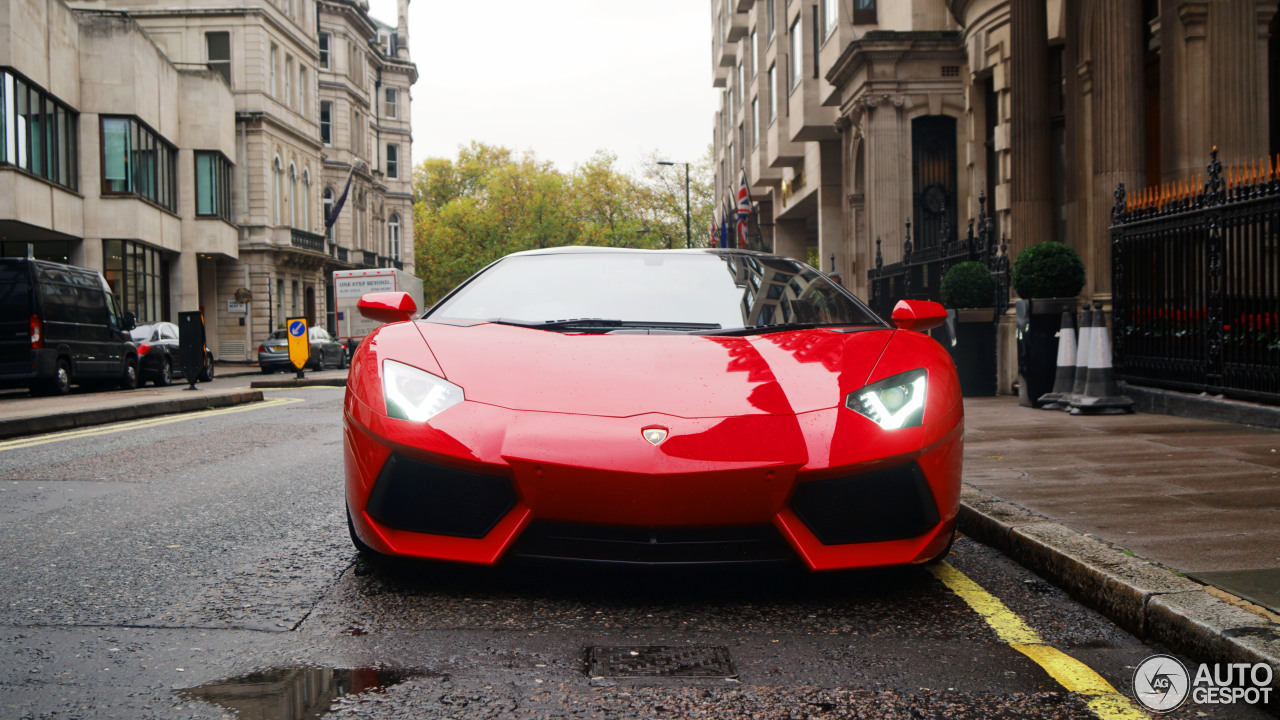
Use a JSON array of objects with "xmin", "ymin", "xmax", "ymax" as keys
[
  {"xmin": 1111, "ymin": 148, "xmax": 1280, "ymax": 404},
  {"xmin": 867, "ymin": 192, "xmax": 1010, "ymax": 320}
]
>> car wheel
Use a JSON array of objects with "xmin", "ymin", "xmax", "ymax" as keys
[
  {"xmin": 155, "ymin": 358, "xmax": 172, "ymax": 387},
  {"xmin": 347, "ymin": 505, "xmax": 381, "ymax": 559},
  {"xmin": 38, "ymin": 358, "xmax": 72, "ymax": 396},
  {"xmin": 339, "ymin": 347, "xmax": 348, "ymax": 369},
  {"xmin": 119, "ymin": 358, "xmax": 139, "ymax": 390},
  {"xmin": 200, "ymin": 355, "xmax": 215, "ymax": 382}
]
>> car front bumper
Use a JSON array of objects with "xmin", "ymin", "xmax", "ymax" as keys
[{"xmin": 344, "ymin": 394, "xmax": 962, "ymax": 571}]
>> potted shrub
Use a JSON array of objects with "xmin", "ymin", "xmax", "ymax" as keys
[
  {"xmin": 1010, "ymin": 241, "xmax": 1086, "ymax": 408},
  {"xmin": 938, "ymin": 261, "xmax": 997, "ymax": 396}
]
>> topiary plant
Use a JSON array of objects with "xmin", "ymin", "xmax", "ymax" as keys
[
  {"xmin": 1010, "ymin": 241, "xmax": 1086, "ymax": 299},
  {"xmin": 940, "ymin": 261, "xmax": 996, "ymax": 308}
]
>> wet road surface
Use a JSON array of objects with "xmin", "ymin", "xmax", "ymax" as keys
[{"xmin": 0, "ymin": 387, "xmax": 1270, "ymax": 719}]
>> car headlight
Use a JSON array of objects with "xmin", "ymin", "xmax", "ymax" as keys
[
  {"xmin": 382, "ymin": 359, "xmax": 464, "ymax": 423},
  {"xmin": 846, "ymin": 369, "xmax": 928, "ymax": 430}
]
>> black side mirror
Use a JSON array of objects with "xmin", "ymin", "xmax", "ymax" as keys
[{"xmin": 123, "ymin": 311, "xmax": 137, "ymax": 331}]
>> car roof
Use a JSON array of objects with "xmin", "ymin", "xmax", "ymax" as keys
[{"xmin": 502, "ymin": 245, "xmax": 778, "ymax": 260}]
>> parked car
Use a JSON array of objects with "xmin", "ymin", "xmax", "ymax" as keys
[
  {"xmin": 344, "ymin": 247, "xmax": 962, "ymax": 571},
  {"xmin": 258, "ymin": 326, "xmax": 347, "ymax": 372},
  {"xmin": 0, "ymin": 257, "xmax": 139, "ymax": 395},
  {"xmin": 130, "ymin": 322, "xmax": 215, "ymax": 385}
]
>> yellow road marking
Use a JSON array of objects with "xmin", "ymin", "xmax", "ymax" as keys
[
  {"xmin": 929, "ymin": 562, "xmax": 1149, "ymax": 720},
  {"xmin": 0, "ymin": 397, "xmax": 303, "ymax": 452}
]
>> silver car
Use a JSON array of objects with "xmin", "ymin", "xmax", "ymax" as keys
[{"xmin": 257, "ymin": 326, "xmax": 347, "ymax": 373}]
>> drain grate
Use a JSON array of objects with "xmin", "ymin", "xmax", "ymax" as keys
[{"xmin": 587, "ymin": 646, "xmax": 737, "ymax": 678}]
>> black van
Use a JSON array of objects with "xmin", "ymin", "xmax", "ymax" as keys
[{"xmin": 0, "ymin": 257, "xmax": 139, "ymax": 395}]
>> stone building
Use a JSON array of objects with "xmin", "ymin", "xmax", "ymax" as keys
[
  {"xmin": 711, "ymin": 0, "xmax": 1278, "ymax": 390},
  {"xmin": 1, "ymin": 0, "xmax": 416, "ymax": 363}
]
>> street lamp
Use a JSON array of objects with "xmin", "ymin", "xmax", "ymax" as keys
[{"xmin": 657, "ymin": 161, "xmax": 692, "ymax": 248}]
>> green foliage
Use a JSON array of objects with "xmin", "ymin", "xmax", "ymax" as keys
[
  {"xmin": 1010, "ymin": 241, "xmax": 1086, "ymax": 299},
  {"xmin": 411, "ymin": 142, "xmax": 716, "ymax": 305},
  {"xmin": 940, "ymin": 261, "xmax": 995, "ymax": 308}
]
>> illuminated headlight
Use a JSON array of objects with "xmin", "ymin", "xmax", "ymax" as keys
[
  {"xmin": 846, "ymin": 369, "xmax": 928, "ymax": 430},
  {"xmin": 382, "ymin": 359, "xmax": 464, "ymax": 423}
]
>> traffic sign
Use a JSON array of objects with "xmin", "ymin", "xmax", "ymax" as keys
[{"xmin": 286, "ymin": 316, "xmax": 309, "ymax": 371}]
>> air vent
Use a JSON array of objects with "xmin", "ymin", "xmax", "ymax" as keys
[{"xmin": 219, "ymin": 341, "xmax": 246, "ymax": 359}]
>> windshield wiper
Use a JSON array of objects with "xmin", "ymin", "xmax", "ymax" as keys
[
  {"xmin": 705, "ymin": 322, "xmax": 848, "ymax": 337},
  {"xmin": 488, "ymin": 318, "xmax": 721, "ymax": 332}
]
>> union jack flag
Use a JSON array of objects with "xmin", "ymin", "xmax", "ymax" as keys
[{"xmin": 736, "ymin": 173, "xmax": 751, "ymax": 248}]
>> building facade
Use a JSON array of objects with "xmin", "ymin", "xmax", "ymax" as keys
[
  {"xmin": 711, "ymin": 0, "xmax": 1278, "ymax": 391},
  {"xmin": 1, "ymin": 0, "xmax": 416, "ymax": 363}
]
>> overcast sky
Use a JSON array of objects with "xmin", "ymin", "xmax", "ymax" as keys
[{"xmin": 365, "ymin": 0, "xmax": 719, "ymax": 174}]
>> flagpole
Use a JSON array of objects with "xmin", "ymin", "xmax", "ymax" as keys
[{"xmin": 741, "ymin": 165, "xmax": 766, "ymax": 253}]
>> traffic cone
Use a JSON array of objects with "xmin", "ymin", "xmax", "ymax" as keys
[
  {"xmin": 1069, "ymin": 305, "xmax": 1134, "ymax": 414},
  {"xmin": 1037, "ymin": 309, "xmax": 1077, "ymax": 409},
  {"xmin": 1069, "ymin": 303, "xmax": 1093, "ymax": 405}
]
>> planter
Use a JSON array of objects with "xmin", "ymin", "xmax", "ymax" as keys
[
  {"xmin": 937, "ymin": 308, "xmax": 997, "ymax": 396},
  {"xmin": 1015, "ymin": 298, "xmax": 1077, "ymax": 408}
]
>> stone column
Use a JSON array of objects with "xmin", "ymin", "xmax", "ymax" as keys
[
  {"xmin": 1090, "ymin": 0, "xmax": 1146, "ymax": 299},
  {"xmin": 862, "ymin": 94, "xmax": 909, "ymax": 264},
  {"xmin": 1008, "ymin": 0, "xmax": 1054, "ymax": 257},
  {"xmin": 773, "ymin": 218, "xmax": 808, "ymax": 261},
  {"xmin": 1207, "ymin": 0, "xmax": 1271, "ymax": 163}
]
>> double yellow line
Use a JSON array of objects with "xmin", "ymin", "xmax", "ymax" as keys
[
  {"xmin": 930, "ymin": 562, "xmax": 1149, "ymax": 719},
  {"xmin": 0, "ymin": 396, "xmax": 304, "ymax": 453}
]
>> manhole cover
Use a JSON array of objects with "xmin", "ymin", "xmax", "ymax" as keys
[{"xmin": 587, "ymin": 646, "xmax": 737, "ymax": 678}]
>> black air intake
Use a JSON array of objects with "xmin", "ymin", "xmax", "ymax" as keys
[
  {"xmin": 365, "ymin": 454, "xmax": 517, "ymax": 539},
  {"xmin": 789, "ymin": 462, "xmax": 940, "ymax": 545}
]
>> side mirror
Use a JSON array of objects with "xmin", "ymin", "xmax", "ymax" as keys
[
  {"xmin": 357, "ymin": 291, "xmax": 418, "ymax": 324},
  {"xmin": 123, "ymin": 311, "xmax": 137, "ymax": 331},
  {"xmin": 890, "ymin": 300, "xmax": 948, "ymax": 333}
]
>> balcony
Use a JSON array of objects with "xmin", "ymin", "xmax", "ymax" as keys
[
  {"xmin": 361, "ymin": 250, "xmax": 377, "ymax": 267},
  {"xmin": 290, "ymin": 229, "xmax": 325, "ymax": 253}
]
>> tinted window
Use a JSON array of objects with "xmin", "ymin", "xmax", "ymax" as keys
[
  {"xmin": 429, "ymin": 252, "xmax": 883, "ymax": 332},
  {"xmin": 159, "ymin": 323, "xmax": 178, "ymax": 340},
  {"xmin": 0, "ymin": 262, "xmax": 32, "ymax": 320},
  {"xmin": 130, "ymin": 325, "xmax": 156, "ymax": 341}
]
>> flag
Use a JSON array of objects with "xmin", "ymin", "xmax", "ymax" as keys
[
  {"xmin": 736, "ymin": 173, "xmax": 752, "ymax": 248},
  {"xmin": 325, "ymin": 160, "xmax": 366, "ymax": 229}
]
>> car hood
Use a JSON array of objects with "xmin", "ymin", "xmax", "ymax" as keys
[{"xmin": 414, "ymin": 321, "xmax": 894, "ymax": 418}]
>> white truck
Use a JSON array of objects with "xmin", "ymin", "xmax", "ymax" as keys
[{"xmin": 333, "ymin": 268, "xmax": 425, "ymax": 354}]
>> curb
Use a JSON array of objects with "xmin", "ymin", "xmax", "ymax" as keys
[
  {"xmin": 249, "ymin": 378, "xmax": 347, "ymax": 389},
  {"xmin": 958, "ymin": 484, "xmax": 1280, "ymax": 712},
  {"xmin": 0, "ymin": 389, "xmax": 265, "ymax": 440}
]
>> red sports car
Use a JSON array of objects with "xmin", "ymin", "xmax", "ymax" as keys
[{"xmin": 344, "ymin": 247, "xmax": 962, "ymax": 571}]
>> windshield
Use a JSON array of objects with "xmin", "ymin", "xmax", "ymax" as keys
[
  {"xmin": 268, "ymin": 330, "xmax": 288, "ymax": 340},
  {"xmin": 129, "ymin": 326, "xmax": 156, "ymax": 341},
  {"xmin": 427, "ymin": 251, "xmax": 884, "ymax": 333}
]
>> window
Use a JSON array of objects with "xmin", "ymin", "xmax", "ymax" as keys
[
  {"xmin": 790, "ymin": 16, "xmax": 802, "ymax": 90},
  {"xmin": 766, "ymin": 0, "xmax": 775, "ymax": 42},
  {"xmin": 291, "ymin": 279, "xmax": 299, "ymax": 315},
  {"xmin": 738, "ymin": 123, "xmax": 745, "ymax": 159},
  {"xmin": 388, "ymin": 213, "xmax": 400, "ymax": 259},
  {"xmin": 320, "ymin": 101, "xmax": 332, "ymax": 145},
  {"xmin": 381, "ymin": 31, "xmax": 396, "ymax": 56},
  {"xmin": 386, "ymin": 143, "xmax": 399, "ymax": 179},
  {"xmin": 303, "ymin": 169, "xmax": 311, "ymax": 232},
  {"xmin": 101, "ymin": 116, "xmax": 176, "ymax": 211},
  {"xmin": 1, "ymin": 69, "xmax": 78, "ymax": 191},
  {"xmin": 823, "ymin": 0, "xmax": 838, "ymax": 37},
  {"xmin": 273, "ymin": 155, "xmax": 282, "ymax": 224},
  {"xmin": 853, "ymin": 0, "xmax": 877, "ymax": 25},
  {"xmin": 194, "ymin": 150, "xmax": 233, "ymax": 222},
  {"xmin": 736, "ymin": 63, "xmax": 744, "ymax": 106},
  {"xmin": 298, "ymin": 67, "xmax": 307, "ymax": 115},
  {"xmin": 751, "ymin": 30, "xmax": 758, "ymax": 77},
  {"xmin": 385, "ymin": 88, "xmax": 397, "ymax": 119},
  {"xmin": 285, "ymin": 56, "xmax": 293, "ymax": 108},
  {"xmin": 768, "ymin": 64, "xmax": 777, "ymax": 121},
  {"xmin": 205, "ymin": 32, "xmax": 231, "ymax": 85},
  {"xmin": 322, "ymin": 187, "xmax": 334, "ymax": 235},
  {"xmin": 103, "ymin": 239, "xmax": 168, "ymax": 323},
  {"xmin": 270, "ymin": 44, "xmax": 278, "ymax": 97},
  {"xmin": 318, "ymin": 32, "xmax": 330, "ymax": 69},
  {"xmin": 289, "ymin": 162, "xmax": 297, "ymax": 228},
  {"xmin": 752, "ymin": 98, "xmax": 760, "ymax": 146}
]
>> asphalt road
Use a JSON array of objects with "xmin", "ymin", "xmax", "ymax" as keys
[{"xmin": 0, "ymin": 387, "xmax": 1271, "ymax": 719}]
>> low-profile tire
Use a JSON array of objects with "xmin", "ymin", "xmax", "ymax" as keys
[
  {"xmin": 925, "ymin": 527, "xmax": 957, "ymax": 564},
  {"xmin": 199, "ymin": 354, "xmax": 215, "ymax": 382},
  {"xmin": 38, "ymin": 358, "xmax": 72, "ymax": 396},
  {"xmin": 347, "ymin": 505, "xmax": 380, "ymax": 559},
  {"xmin": 338, "ymin": 348, "xmax": 348, "ymax": 369},
  {"xmin": 154, "ymin": 358, "xmax": 172, "ymax": 387},
  {"xmin": 119, "ymin": 358, "xmax": 139, "ymax": 390}
]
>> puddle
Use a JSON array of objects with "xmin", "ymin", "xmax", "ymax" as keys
[{"xmin": 181, "ymin": 666, "xmax": 423, "ymax": 719}]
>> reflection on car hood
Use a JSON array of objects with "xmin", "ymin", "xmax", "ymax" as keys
[{"xmin": 415, "ymin": 321, "xmax": 894, "ymax": 418}]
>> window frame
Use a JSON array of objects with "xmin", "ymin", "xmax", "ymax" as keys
[
  {"xmin": 386, "ymin": 143, "xmax": 399, "ymax": 179},
  {"xmin": 789, "ymin": 16, "xmax": 803, "ymax": 91},
  {"xmin": 319, "ymin": 101, "xmax": 332, "ymax": 145},
  {"xmin": 1, "ymin": 68, "xmax": 79, "ymax": 191},
  {"xmin": 205, "ymin": 32, "xmax": 231, "ymax": 86},
  {"xmin": 318, "ymin": 32, "xmax": 330, "ymax": 70},
  {"xmin": 194, "ymin": 149, "xmax": 234, "ymax": 223},
  {"xmin": 385, "ymin": 88, "xmax": 398, "ymax": 119},
  {"xmin": 99, "ymin": 114, "xmax": 176, "ymax": 212}
]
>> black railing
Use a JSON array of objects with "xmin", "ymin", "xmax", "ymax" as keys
[
  {"xmin": 1111, "ymin": 148, "xmax": 1280, "ymax": 404},
  {"xmin": 361, "ymin": 250, "xmax": 377, "ymax": 268},
  {"xmin": 290, "ymin": 229, "xmax": 325, "ymax": 253},
  {"xmin": 335, "ymin": 246, "xmax": 349, "ymax": 263},
  {"xmin": 867, "ymin": 192, "xmax": 1010, "ymax": 320}
]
